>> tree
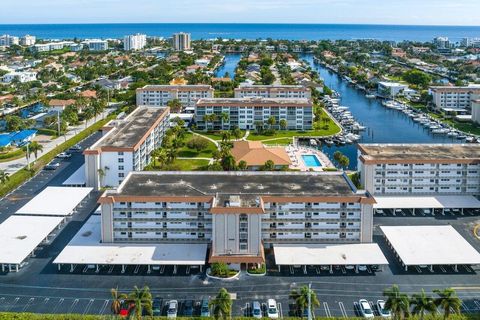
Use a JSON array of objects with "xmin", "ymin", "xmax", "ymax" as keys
[
  {"xmin": 220, "ymin": 112, "xmax": 230, "ymax": 128},
  {"xmin": 411, "ymin": 289, "xmax": 437, "ymax": 320},
  {"xmin": 254, "ymin": 121, "xmax": 264, "ymax": 134},
  {"xmin": 22, "ymin": 144, "xmax": 33, "ymax": 168},
  {"xmin": 210, "ymin": 262, "xmax": 229, "ymax": 277},
  {"xmin": 231, "ymin": 127, "xmax": 242, "ymax": 140},
  {"xmin": 28, "ymin": 141, "xmax": 43, "ymax": 160},
  {"xmin": 279, "ymin": 119, "xmax": 287, "ymax": 130},
  {"xmin": 151, "ymin": 148, "xmax": 167, "ymax": 167},
  {"xmin": 165, "ymin": 147, "xmax": 178, "ymax": 164},
  {"xmin": 333, "ymin": 151, "xmax": 343, "ymax": 163},
  {"xmin": 261, "ymin": 160, "xmax": 275, "ymax": 171},
  {"xmin": 289, "ymin": 285, "xmax": 320, "ymax": 316},
  {"xmin": 221, "ymin": 131, "xmax": 231, "ymax": 142},
  {"xmin": 0, "ymin": 170, "xmax": 10, "ymax": 184},
  {"xmin": 383, "ymin": 285, "xmax": 410, "ymax": 320},
  {"xmin": 402, "ymin": 70, "xmax": 432, "ymax": 89},
  {"xmin": 110, "ymin": 287, "xmax": 127, "ymax": 315},
  {"xmin": 238, "ymin": 160, "xmax": 248, "ymax": 170},
  {"xmin": 187, "ymin": 136, "xmax": 209, "ymax": 152},
  {"xmin": 167, "ymin": 99, "xmax": 183, "ymax": 113},
  {"xmin": 210, "ymin": 288, "xmax": 232, "ymax": 320},
  {"xmin": 338, "ymin": 155, "xmax": 350, "ymax": 170},
  {"xmin": 267, "ymin": 116, "xmax": 276, "ymax": 129},
  {"xmin": 127, "ymin": 286, "xmax": 153, "ymax": 319},
  {"xmin": 434, "ymin": 288, "xmax": 462, "ymax": 320},
  {"xmin": 97, "ymin": 166, "xmax": 109, "ymax": 186}
]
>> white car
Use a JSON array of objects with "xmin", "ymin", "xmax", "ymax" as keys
[
  {"xmin": 358, "ymin": 265, "xmax": 368, "ymax": 272},
  {"xmin": 377, "ymin": 300, "xmax": 391, "ymax": 318},
  {"xmin": 56, "ymin": 152, "xmax": 71, "ymax": 159},
  {"xmin": 267, "ymin": 299, "xmax": 279, "ymax": 319},
  {"xmin": 167, "ymin": 300, "xmax": 178, "ymax": 318},
  {"xmin": 359, "ymin": 299, "xmax": 374, "ymax": 318}
]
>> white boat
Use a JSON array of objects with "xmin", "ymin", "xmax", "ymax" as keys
[
  {"xmin": 365, "ymin": 94, "xmax": 376, "ymax": 99},
  {"xmin": 310, "ymin": 139, "xmax": 317, "ymax": 146}
]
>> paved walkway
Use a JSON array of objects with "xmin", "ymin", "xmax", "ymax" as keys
[
  {"xmin": 0, "ymin": 109, "xmax": 113, "ymax": 175},
  {"xmin": 178, "ymin": 157, "xmax": 214, "ymax": 164}
]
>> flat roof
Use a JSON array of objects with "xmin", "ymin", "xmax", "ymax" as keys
[
  {"xmin": 381, "ymin": 225, "xmax": 480, "ymax": 266},
  {"xmin": 139, "ymin": 84, "xmax": 213, "ymax": 91},
  {"xmin": 62, "ymin": 164, "xmax": 86, "ymax": 186},
  {"xmin": 373, "ymin": 195, "xmax": 480, "ymax": 209},
  {"xmin": 53, "ymin": 216, "xmax": 207, "ymax": 266},
  {"xmin": 16, "ymin": 186, "xmax": 92, "ymax": 216},
  {"xmin": 0, "ymin": 216, "xmax": 64, "ymax": 265},
  {"xmin": 236, "ymin": 84, "xmax": 309, "ymax": 90},
  {"xmin": 273, "ymin": 243, "xmax": 388, "ymax": 266},
  {"xmin": 358, "ymin": 143, "xmax": 480, "ymax": 163},
  {"xmin": 93, "ymin": 107, "xmax": 168, "ymax": 150},
  {"xmin": 196, "ymin": 97, "xmax": 312, "ymax": 107}
]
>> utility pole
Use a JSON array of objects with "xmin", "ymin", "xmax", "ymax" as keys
[
  {"xmin": 26, "ymin": 142, "xmax": 30, "ymax": 170},
  {"xmin": 308, "ymin": 282, "xmax": 312, "ymax": 320}
]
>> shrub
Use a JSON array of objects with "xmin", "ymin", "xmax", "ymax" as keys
[{"xmin": 186, "ymin": 136, "xmax": 208, "ymax": 152}]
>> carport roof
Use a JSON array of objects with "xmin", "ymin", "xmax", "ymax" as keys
[
  {"xmin": 273, "ymin": 243, "xmax": 388, "ymax": 266},
  {"xmin": 53, "ymin": 216, "xmax": 208, "ymax": 266},
  {"xmin": 381, "ymin": 225, "xmax": 480, "ymax": 266},
  {"xmin": 0, "ymin": 215, "xmax": 64, "ymax": 265},
  {"xmin": 16, "ymin": 186, "xmax": 92, "ymax": 216},
  {"xmin": 373, "ymin": 195, "xmax": 480, "ymax": 209},
  {"xmin": 62, "ymin": 164, "xmax": 86, "ymax": 186}
]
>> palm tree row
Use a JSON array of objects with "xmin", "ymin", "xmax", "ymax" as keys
[
  {"xmin": 111, "ymin": 286, "xmax": 153, "ymax": 319},
  {"xmin": 384, "ymin": 285, "xmax": 462, "ymax": 320},
  {"xmin": 150, "ymin": 124, "xmax": 186, "ymax": 169}
]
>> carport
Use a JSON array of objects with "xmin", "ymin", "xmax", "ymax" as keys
[
  {"xmin": 0, "ymin": 216, "xmax": 64, "ymax": 272},
  {"xmin": 273, "ymin": 243, "xmax": 388, "ymax": 273},
  {"xmin": 15, "ymin": 186, "xmax": 92, "ymax": 217},
  {"xmin": 381, "ymin": 225, "xmax": 480, "ymax": 272},
  {"xmin": 62, "ymin": 164, "xmax": 86, "ymax": 187},
  {"xmin": 373, "ymin": 195, "xmax": 480, "ymax": 215},
  {"xmin": 53, "ymin": 216, "xmax": 208, "ymax": 273}
]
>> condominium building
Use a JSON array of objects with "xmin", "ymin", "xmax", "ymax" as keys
[
  {"xmin": 433, "ymin": 37, "xmax": 450, "ymax": 49},
  {"xmin": 429, "ymin": 85, "xmax": 480, "ymax": 111},
  {"xmin": 98, "ymin": 171, "xmax": 375, "ymax": 264},
  {"xmin": 84, "ymin": 107, "xmax": 169, "ymax": 190},
  {"xmin": 123, "ymin": 34, "xmax": 146, "ymax": 51},
  {"xmin": 82, "ymin": 39, "xmax": 108, "ymax": 51},
  {"xmin": 0, "ymin": 34, "xmax": 19, "ymax": 47},
  {"xmin": 472, "ymin": 100, "xmax": 480, "ymax": 125},
  {"xmin": 2, "ymin": 71, "xmax": 37, "ymax": 83},
  {"xmin": 234, "ymin": 84, "xmax": 312, "ymax": 99},
  {"xmin": 461, "ymin": 37, "xmax": 480, "ymax": 48},
  {"xmin": 172, "ymin": 32, "xmax": 191, "ymax": 51},
  {"xmin": 20, "ymin": 35, "xmax": 36, "ymax": 46},
  {"xmin": 136, "ymin": 85, "xmax": 214, "ymax": 111},
  {"xmin": 358, "ymin": 144, "xmax": 480, "ymax": 196},
  {"xmin": 31, "ymin": 41, "xmax": 75, "ymax": 52},
  {"xmin": 195, "ymin": 97, "xmax": 313, "ymax": 130}
]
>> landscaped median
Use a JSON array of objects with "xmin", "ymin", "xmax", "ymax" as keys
[
  {"xmin": 0, "ymin": 114, "xmax": 116, "ymax": 198},
  {"xmin": 206, "ymin": 262, "xmax": 241, "ymax": 280}
]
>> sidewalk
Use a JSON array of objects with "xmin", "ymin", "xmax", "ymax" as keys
[{"xmin": 0, "ymin": 109, "xmax": 113, "ymax": 175}]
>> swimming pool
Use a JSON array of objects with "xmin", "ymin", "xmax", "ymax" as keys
[{"xmin": 301, "ymin": 154, "xmax": 322, "ymax": 167}]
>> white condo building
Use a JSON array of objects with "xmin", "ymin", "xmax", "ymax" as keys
[
  {"xmin": 429, "ymin": 85, "xmax": 480, "ymax": 112},
  {"xmin": 32, "ymin": 41, "xmax": 75, "ymax": 52},
  {"xmin": 2, "ymin": 71, "xmax": 37, "ymax": 83},
  {"xmin": 234, "ymin": 84, "xmax": 312, "ymax": 99},
  {"xmin": 20, "ymin": 35, "xmax": 36, "ymax": 46},
  {"xmin": 84, "ymin": 107, "xmax": 169, "ymax": 190},
  {"xmin": 82, "ymin": 39, "xmax": 108, "ymax": 51},
  {"xmin": 0, "ymin": 34, "xmax": 19, "ymax": 47},
  {"xmin": 195, "ymin": 97, "xmax": 313, "ymax": 130},
  {"xmin": 124, "ymin": 34, "xmax": 146, "ymax": 51},
  {"xmin": 172, "ymin": 32, "xmax": 191, "ymax": 51},
  {"xmin": 136, "ymin": 85, "xmax": 214, "ymax": 111}
]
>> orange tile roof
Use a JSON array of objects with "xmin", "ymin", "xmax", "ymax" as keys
[
  {"xmin": 80, "ymin": 90, "xmax": 97, "ymax": 98},
  {"xmin": 48, "ymin": 99, "xmax": 76, "ymax": 107},
  {"xmin": 231, "ymin": 141, "xmax": 291, "ymax": 166}
]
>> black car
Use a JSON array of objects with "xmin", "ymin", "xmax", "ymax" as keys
[
  {"xmin": 183, "ymin": 300, "xmax": 194, "ymax": 317},
  {"xmin": 152, "ymin": 297, "xmax": 162, "ymax": 316}
]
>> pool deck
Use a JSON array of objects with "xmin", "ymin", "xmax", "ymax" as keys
[{"xmin": 286, "ymin": 146, "xmax": 335, "ymax": 171}]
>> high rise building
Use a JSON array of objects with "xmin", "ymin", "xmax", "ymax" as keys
[
  {"xmin": 20, "ymin": 35, "xmax": 36, "ymax": 46},
  {"xmin": 123, "ymin": 34, "xmax": 146, "ymax": 51},
  {"xmin": 172, "ymin": 32, "xmax": 191, "ymax": 51},
  {"xmin": 0, "ymin": 34, "xmax": 19, "ymax": 47}
]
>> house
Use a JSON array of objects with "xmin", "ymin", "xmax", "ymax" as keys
[
  {"xmin": 48, "ymin": 99, "xmax": 76, "ymax": 112},
  {"xmin": 80, "ymin": 90, "xmax": 97, "ymax": 99},
  {"xmin": 231, "ymin": 141, "xmax": 292, "ymax": 170}
]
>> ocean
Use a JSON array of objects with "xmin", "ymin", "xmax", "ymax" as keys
[{"xmin": 0, "ymin": 23, "xmax": 479, "ymax": 42}]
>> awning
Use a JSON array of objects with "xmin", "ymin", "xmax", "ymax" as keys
[
  {"xmin": 273, "ymin": 243, "xmax": 388, "ymax": 266},
  {"xmin": 373, "ymin": 195, "xmax": 480, "ymax": 209}
]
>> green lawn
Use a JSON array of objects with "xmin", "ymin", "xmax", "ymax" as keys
[
  {"xmin": 147, "ymin": 159, "xmax": 210, "ymax": 171},
  {"xmin": 247, "ymin": 124, "xmax": 340, "ymax": 141},
  {"xmin": 262, "ymin": 138, "xmax": 294, "ymax": 146},
  {"xmin": 178, "ymin": 133, "xmax": 217, "ymax": 158},
  {"xmin": 428, "ymin": 113, "xmax": 480, "ymax": 136}
]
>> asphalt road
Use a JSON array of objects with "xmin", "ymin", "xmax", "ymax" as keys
[{"xmin": 0, "ymin": 132, "xmax": 480, "ymax": 317}]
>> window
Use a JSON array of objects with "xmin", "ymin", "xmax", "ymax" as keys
[
  {"xmin": 118, "ymin": 152, "xmax": 124, "ymax": 156},
  {"xmin": 239, "ymin": 214, "xmax": 248, "ymax": 251},
  {"xmin": 118, "ymin": 158, "xmax": 124, "ymax": 163},
  {"xmin": 118, "ymin": 166, "xmax": 124, "ymax": 171},
  {"xmin": 118, "ymin": 173, "xmax": 124, "ymax": 178}
]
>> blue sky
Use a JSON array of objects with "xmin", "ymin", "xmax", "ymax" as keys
[{"xmin": 2, "ymin": 0, "xmax": 480, "ymax": 25}]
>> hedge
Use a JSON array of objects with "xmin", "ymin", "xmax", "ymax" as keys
[
  {"xmin": 0, "ymin": 115, "xmax": 115, "ymax": 198},
  {"xmin": 0, "ymin": 149, "xmax": 24, "ymax": 161},
  {"xmin": 37, "ymin": 128, "xmax": 58, "ymax": 136}
]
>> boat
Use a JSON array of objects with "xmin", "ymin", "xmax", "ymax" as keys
[
  {"xmin": 324, "ymin": 139, "xmax": 334, "ymax": 146},
  {"xmin": 365, "ymin": 94, "xmax": 376, "ymax": 99},
  {"xmin": 310, "ymin": 139, "xmax": 317, "ymax": 146}
]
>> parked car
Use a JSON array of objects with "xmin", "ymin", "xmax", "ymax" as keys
[
  {"xmin": 68, "ymin": 144, "xmax": 82, "ymax": 152},
  {"xmin": 345, "ymin": 265, "xmax": 355, "ymax": 270},
  {"xmin": 377, "ymin": 300, "xmax": 391, "ymax": 318},
  {"xmin": 359, "ymin": 299, "xmax": 374, "ymax": 318},
  {"xmin": 252, "ymin": 301, "xmax": 262, "ymax": 319},
  {"xmin": 119, "ymin": 301, "xmax": 134, "ymax": 318},
  {"xmin": 56, "ymin": 152, "xmax": 71, "ymax": 159},
  {"xmin": 200, "ymin": 299, "xmax": 210, "ymax": 317},
  {"xmin": 267, "ymin": 299, "xmax": 279, "ymax": 319},
  {"xmin": 184, "ymin": 300, "xmax": 194, "ymax": 317},
  {"xmin": 44, "ymin": 161, "xmax": 60, "ymax": 170},
  {"xmin": 152, "ymin": 297, "xmax": 162, "ymax": 316},
  {"xmin": 167, "ymin": 300, "xmax": 178, "ymax": 318},
  {"xmin": 358, "ymin": 265, "xmax": 368, "ymax": 272}
]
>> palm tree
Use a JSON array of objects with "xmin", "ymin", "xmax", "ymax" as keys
[
  {"xmin": 210, "ymin": 288, "xmax": 232, "ymax": 320},
  {"xmin": 110, "ymin": 287, "xmax": 127, "ymax": 315},
  {"xmin": 167, "ymin": 99, "xmax": 183, "ymax": 113},
  {"xmin": 267, "ymin": 116, "xmax": 276, "ymax": 129},
  {"xmin": 97, "ymin": 166, "xmax": 109, "ymax": 186},
  {"xmin": 434, "ymin": 288, "xmax": 462, "ymax": 320},
  {"xmin": 83, "ymin": 107, "xmax": 94, "ymax": 128},
  {"xmin": 127, "ymin": 285, "xmax": 153, "ymax": 319},
  {"xmin": 221, "ymin": 131, "xmax": 231, "ymax": 142},
  {"xmin": 238, "ymin": 160, "xmax": 248, "ymax": 170},
  {"xmin": 22, "ymin": 144, "xmax": 33, "ymax": 169},
  {"xmin": 411, "ymin": 289, "xmax": 437, "ymax": 320},
  {"xmin": 383, "ymin": 285, "xmax": 410, "ymax": 320},
  {"xmin": 0, "ymin": 170, "xmax": 10, "ymax": 184},
  {"xmin": 166, "ymin": 147, "xmax": 178, "ymax": 164},
  {"xmin": 220, "ymin": 112, "xmax": 229, "ymax": 129},
  {"xmin": 28, "ymin": 141, "xmax": 43, "ymax": 160},
  {"xmin": 289, "ymin": 285, "xmax": 320, "ymax": 316},
  {"xmin": 279, "ymin": 119, "xmax": 287, "ymax": 130}
]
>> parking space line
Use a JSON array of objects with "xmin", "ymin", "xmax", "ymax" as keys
[
  {"xmin": 22, "ymin": 298, "xmax": 35, "ymax": 312},
  {"xmin": 277, "ymin": 302, "xmax": 282, "ymax": 319},
  {"xmin": 68, "ymin": 299, "xmax": 79, "ymax": 313},
  {"xmin": 367, "ymin": 266, "xmax": 372, "ymax": 274},
  {"xmin": 323, "ymin": 302, "xmax": 331, "ymax": 318},
  {"xmin": 368, "ymin": 301, "xmax": 376, "ymax": 315},
  {"xmin": 289, "ymin": 266, "xmax": 294, "ymax": 275},
  {"xmin": 440, "ymin": 266, "xmax": 447, "ymax": 273},
  {"xmin": 160, "ymin": 265, "xmax": 165, "ymax": 274},
  {"xmin": 186, "ymin": 266, "xmax": 190, "ymax": 274},
  {"xmin": 244, "ymin": 302, "xmax": 250, "ymax": 317},
  {"xmin": 99, "ymin": 300, "xmax": 109, "ymax": 314},
  {"xmin": 341, "ymin": 266, "xmax": 346, "ymax": 274},
  {"xmin": 43, "ymin": 298, "xmax": 50, "ymax": 304},
  {"xmin": 415, "ymin": 266, "xmax": 422, "ymax": 273},
  {"xmin": 108, "ymin": 265, "xmax": 114, "ymax": 274},
  {"xmin": 315, "ymin": 266, "xmax": 320, "ymax": 274},
  {"xmin": 83, "ymin": 299, "xmax": 94, "ymax": 315},
  {"xmin": 134, "ymin": 265, "xmax": 140, "ymax": 274},
  {"xmin": 53, "ymin": 298, "xmax": 64, "ymax": 313},
  {"xmin": 461, "ymin": 302, "xmax": 470, "ymax": 313},
  {"xmin": 339, "ymin": 302, "xmax": 347, "ymax": 318},
  {"xmin": 6, "ymin": 297, "xmax": 19, "ymax": 311}
]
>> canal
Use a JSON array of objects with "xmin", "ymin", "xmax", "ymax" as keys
[
  {"xmin": 302, "ymin": 54, "xmax": 459, "ymax": 170},
  {"xmin": 214, "ymin": 53, "xmax": 242, "ymax": 78}
]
